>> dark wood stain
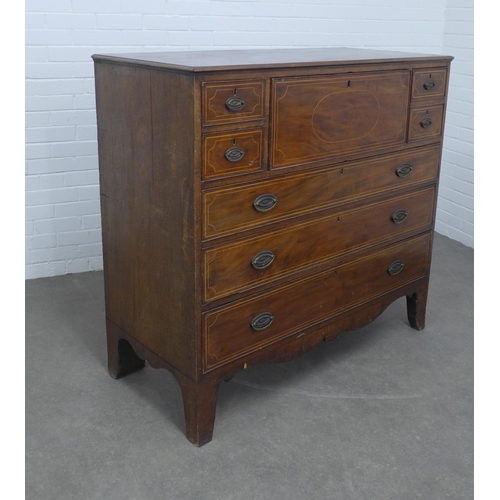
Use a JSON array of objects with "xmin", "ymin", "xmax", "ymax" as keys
[
  {"xmin": 93, "ymin": 48, "xmax": 452, "ymax": 447},
  {"xmin": 408, "ymin": 105, "xmax": 445, "ymax": 142},
  {"xmin": 272, "ymin": 71, "xmax": 410, "ymax": 167},
  {"xmin": 204, "ymin": 233, "xmax": 431, "ymax": 370},
  {"xmin": 203, "ymin": 128, "xmax": 264, "ymax": 180},
  {"xmin": 204, "ymin": 186, "xmax": 436, "ymax": 302},
  {"xmin": 203, "ymin": 145, "xmax": 441, "ymax": 240},
  {"xmin": 412, "ymin": 67, "xmax": 448, "ymax": 100},
  {"xmin": 93, "ymin": 47, "xmax": 453, "ymax": 73},
  {"xmin": 95, "ymin": 62, "xmax": 198, "ymax": 378},
  {"xmin": 203, "ymin": 79, "xmax": 265, "ymax": 125}
]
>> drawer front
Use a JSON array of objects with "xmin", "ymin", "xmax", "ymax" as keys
[
  {"xmin": 203, "ymin": 145, "xmax": 440, "ymax": 239},
  {"xmin": 203, "ymin": 128, "xmax": 263, "ymax": 180},
  {"xmin": 271, "ymin": 71, "xmax": 410, "ymax": 168},
  {"xmin": 203, "ymin": 80, "xmax": 265, "ymax": 125},
  {"xmin": 204, "ymin": 186, "xmax": 436, "ymax": 302},
  {"xmin": 204, "ymin": 233, "xmax": 431, "ymax": 369},
  {"xmin": 412, "ymin": 68, "xmax": 448, "ymax": 100},
  {"xmin": 408, "ymin": 105, "xmax": 444, "ymax": 142}
]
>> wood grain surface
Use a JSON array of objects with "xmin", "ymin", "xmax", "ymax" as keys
[{"xmin": 203, "ymin": 145, "xmax": 441, "ymax": 239}]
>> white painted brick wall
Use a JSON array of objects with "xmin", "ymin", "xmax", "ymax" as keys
[
  {"xmin": 25, "ymin": 0, "xmax": 473, "ymax": 279},
  {"xmin": 436, "ymin": 0, "xmax": 474, "ymax": 247}
]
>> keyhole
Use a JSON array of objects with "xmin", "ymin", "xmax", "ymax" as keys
[
  {"xmin": 232, "ymin": 138, "xmax": 236, "ymax": 145},
  {"xmin": 334, "ymin": 270, "xmax": 338, "ymax": 277},
  {"xmin": 337, "ymin": 216, "xmax": 340, "ymax": 223},
  {"xmin": 340, "ymin": 168, "xmax": 344, "ymax": 175},
  {"xmin": 233, "ymin": 88, "xmax": 238, "ymax": 95},
  {"xmin": 347, "ymin": 80, "xmax": 351, "ymax": 87}
]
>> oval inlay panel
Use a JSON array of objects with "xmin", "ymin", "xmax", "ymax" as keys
[{"xmin": 312, "ymin": 91, "xmax": 380, "ymax": 143}]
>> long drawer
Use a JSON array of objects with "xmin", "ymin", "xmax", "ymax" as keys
[
  {"xmin": 204, "ymin": 232, "xmax": 431, "ymax": 370},
  {"xmin": 203, "ymin": 145, "xmax": 440, "ymax": 240},
  {"xmin": 204, "ymin": 186, "xmax": 435, "ymax": 302}
]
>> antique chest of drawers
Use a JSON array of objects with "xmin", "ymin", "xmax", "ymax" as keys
[{"xmin": 92, "ymin": 48, "xmax": 452, "ymax": 446}]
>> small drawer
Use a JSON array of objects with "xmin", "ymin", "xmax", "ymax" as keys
[
  {"xmin": 204, "ymin": 233, "xmax": 431, "ymax": 370},
  {"xmin": 204, "ymin": 187, "xmax": 435, "ymax": 301},
  {"xmin": 203, "ymin": 128, "xmax": 264, "ymax": 180},
  {"xmin": 412, "ymin": 68, "xmax": 447, "ymax": 100},
  {"xmin": 202, "ymin": 80, "xmax": 265, "ymax": 125},
  {"xmin": 408, "ymin": 105, "xmax": 444, "ymax": 142},
  {"xmin": 203, "ymin": 145, "xmax": 441, "ymax": 239},
  {"xmin": 203, "ymin": 186, "xmax": 436, "ymax": 302}
]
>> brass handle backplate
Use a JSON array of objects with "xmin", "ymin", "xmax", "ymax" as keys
[
  {"xmin": 251, "ymin": 250, "xmax": 275, "ymax": 270},
  {"xmin": 251, "ymin": 312, "xmax": 274, "ymax": 331},
  {"xmin": 388, "ymin": 260, "xmax": 404, "ymax": 276},
  {"xmin": 225, "ymin": 96, "xmax": 246, "ymax": 112},
  {"xmin": 253, "ymin": 194, "xmax": 277, "ymax": 213},
  {"xmin": 421, "ymin": 117, "xmax": 433, "ymax": 128},
  {"xmin": 225, "ymin": 146, "xmax": 245, "ymax": 162},
  {"xmin": 424, "ymin": 78, "xmax": 436, "ymax": 90},
  {"xmin": 396, "ymin": 163, "xmax": 413, "ymax": 178},
  {"xmin": 391, "ymin": 209, "xmax": 408, "ymax": 224}
]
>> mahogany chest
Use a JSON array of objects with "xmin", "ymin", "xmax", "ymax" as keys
[{"xmin": 92, "ymin": 48, "xmax": 452, "ymax": 446}]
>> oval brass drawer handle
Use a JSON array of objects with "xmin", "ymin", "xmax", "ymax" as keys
[
  {"xmin": 251, "ymin": 250, "xmax": 275, "ymax": 270},
  {"xmin": 396, "ymin": 162, "xmax": 413, "ymax": 178},
  {"xmin": 225, "ymin": 95, "xmax": 246, "ymax": 112},
  {"xmin": 421, "ymin": 117, "xmax": 433, "ymax": 128},
  {"xmin": 391, "ymin": 209, "xmax": 408, "ymax": 224},
  {"xmin": 388, "ymin": 260, "xmax": 404, "ymax": 276},
  {"xmin": 251, "ymin": 312, "xmax": 274, "ymax": 331},
  {"xmin": 253, "ymin": 193, "xmax": 277, "ymax": 213},
  {"xmin": 424, "ymin": 78, "xmax": 436, "ymax": 90},
  {"xmin": 225, "ymin": 146, "xmax": 245, "ymax": 162}
]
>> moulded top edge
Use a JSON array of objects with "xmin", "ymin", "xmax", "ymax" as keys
[{"xmin": 91, "ymin": 47, "xmax": 454, "ymax": 73}]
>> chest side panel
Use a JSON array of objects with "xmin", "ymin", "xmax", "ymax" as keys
[{"xmin": 95, "ymin": 62, "xmax": 199, "ymax": 378}]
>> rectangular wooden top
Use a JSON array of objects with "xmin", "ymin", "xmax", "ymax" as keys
[{"xmin": 92, "ymin": 47, "xmax": 453, "ymax": 73}]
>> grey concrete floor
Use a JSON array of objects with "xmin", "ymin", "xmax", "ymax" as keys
[{"xmin": 26, "ymin": 232, "xmax": 473, "ymax": 500}]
